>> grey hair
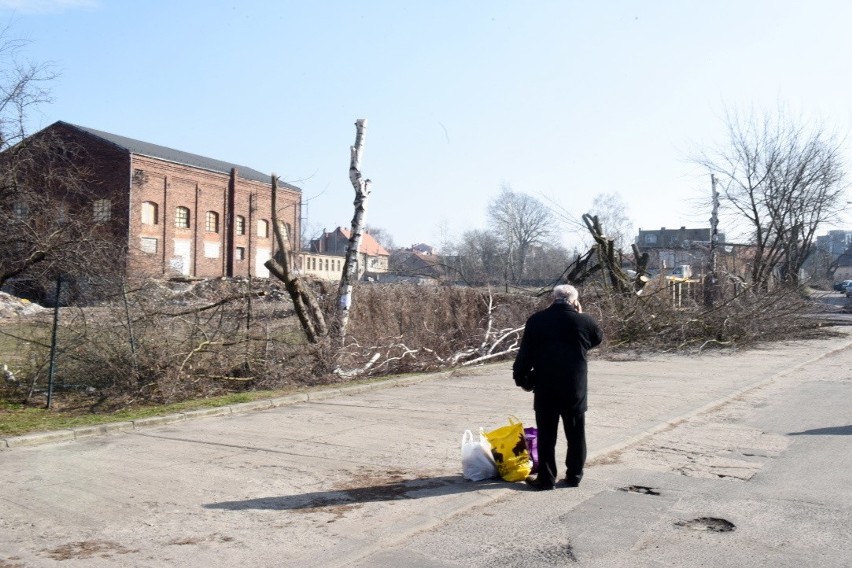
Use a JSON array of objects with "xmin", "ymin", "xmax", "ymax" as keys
[{"xmin": 552, "ymin": 284, "xmax": 578, "ymax": 303}]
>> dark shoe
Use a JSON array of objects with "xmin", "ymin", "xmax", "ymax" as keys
[
  {"xmin": 525, "ymin": 476, "xmax": 555, "ymax": 491},
  {"xmin": 561, "ymin": 477, "xmax": 580, "ymax": 488}
]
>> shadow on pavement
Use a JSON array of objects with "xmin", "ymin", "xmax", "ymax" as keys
[
  {"xmin": 788, "ymin": 425, "xmax": 852, "ymax": 436},
  {"xmin": 204, "ymin": 475, "xmax": 521, "ymax": 511}
]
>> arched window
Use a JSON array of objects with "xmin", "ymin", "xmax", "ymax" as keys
[
  {"xmin": 141, "ymin": 201, "xmax": 158, "ymax": 225},
  {"xmin": 257, "ymin": 219, "xmax": 269, "ymax": 238},
  {"xmin": 235, "ymin": 215, "xmax": 246, "ymax": 235},
  {"xmin": 175, "ymin": 206, "xmax": 190, "ymax": 228},
  {"xmin": 205, "ymin": 211, "xmax": 219, "ymax": 233}
]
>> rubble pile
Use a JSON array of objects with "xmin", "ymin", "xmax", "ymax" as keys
[{"xmin": 0, "ymin": 292, "xmax": 46, "ymax": 318}]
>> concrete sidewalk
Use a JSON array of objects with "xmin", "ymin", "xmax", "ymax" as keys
[{"xmin": 1, "ymin": 329, "xmax": 850, "ymax": 567}]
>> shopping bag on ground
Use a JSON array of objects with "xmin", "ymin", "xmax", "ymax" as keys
[
  {"xmin": 461, "ymin": 429, "xmax": 498, "ymax": 481},
  {"xmin": 524, "ymin": 426, "xmax": 539, "ymax": 474},
  {"xmin": 484, "ymin": 416, "xmax": 532, "ymax": 482}
]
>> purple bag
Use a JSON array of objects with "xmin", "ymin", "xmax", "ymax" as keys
[{"xmin": 524, "ymin": 426, "xmax": 539, "ymax": 474}]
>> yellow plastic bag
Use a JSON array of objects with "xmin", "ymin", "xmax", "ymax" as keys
[{"xmin": 484, "ymin": 416, "xmax": 532, "ymax": 482}]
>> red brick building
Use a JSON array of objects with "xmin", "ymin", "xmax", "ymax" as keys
[{"xmin": 24, "ymin": 121, "xmax": 301, "ymax": 280}]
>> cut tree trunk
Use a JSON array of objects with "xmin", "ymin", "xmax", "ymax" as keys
[
  {"xmin": 336, "ymin": 118, "xmax": 371, "ymax": 345},
  {"xmin": 265, "ymin": 176, "xmax": 327, "ymax": 343}
]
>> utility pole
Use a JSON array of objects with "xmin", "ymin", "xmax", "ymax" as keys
[{"xmin": 705, "ymin": 173, "xmax": 720, "ymax": 307}]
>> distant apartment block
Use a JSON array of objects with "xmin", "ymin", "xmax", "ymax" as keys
[{"xmin": 815, "ymin": 230, "xmax": 852, "ymax": 256}]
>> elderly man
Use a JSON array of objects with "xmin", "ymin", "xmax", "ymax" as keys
[{"xmin": 513, "ymin": 284, "xmax": 603, "ymax": 490}]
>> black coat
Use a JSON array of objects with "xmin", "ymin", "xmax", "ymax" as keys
[{"xmin": 512, "ymin": 302, "xmax": 603, "ymax": 413}]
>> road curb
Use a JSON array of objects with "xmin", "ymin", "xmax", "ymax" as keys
[{"xmin": 0, "ymin": 369, "xmax": 460, "ymax": 451}]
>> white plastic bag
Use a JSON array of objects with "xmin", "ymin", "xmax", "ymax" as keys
[{"xmin": 461, "ymin": 429, "xmax": 498, "ymax": 481}]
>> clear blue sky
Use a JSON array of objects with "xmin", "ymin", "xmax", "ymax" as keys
[{"xmin": 4, "ymin": 0, "xmax": 852, "ymax": 249}]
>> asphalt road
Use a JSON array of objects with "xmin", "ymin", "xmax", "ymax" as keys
[{"xmin": 1, "ymin": 328, "xmax": 850, "ymax": 567}]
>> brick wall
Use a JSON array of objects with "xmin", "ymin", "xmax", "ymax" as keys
[
  {"xmin": 127, "ymin": 155, "xmax": 300, "ymax": 279},
  {"xmin": 21, "ymin": 122, "xmax": 301, "ymax": 282}
]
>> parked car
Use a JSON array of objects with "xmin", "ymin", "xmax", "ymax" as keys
[
  {"xmin": 834, "ymin": 279, "xmax": 852, "ymax": 292},
  {"xmin": 846, "ymin": 283, "xmax": 852, "ymax": 298}
]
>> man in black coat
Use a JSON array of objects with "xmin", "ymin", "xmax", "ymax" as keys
[{"xmin": 513, "ymin": 284, "xmax": 603, "ymax": 490}]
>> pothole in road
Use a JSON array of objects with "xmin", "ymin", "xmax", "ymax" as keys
[
  {"xmin": 618, "ymin": 485, "xmax": 661, "ymax": 496},
  {"xmin": 675, "ymin": 517, "xmax": 736, "ymax": 532},
  {"xmin": 534, "ymin": 543, "xmax": 577, "ymax": 563}
]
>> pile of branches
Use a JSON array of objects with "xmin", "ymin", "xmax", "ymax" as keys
[
  {"xmin": 2, "ymin": 278, "xmax": 323, "ymax": 407},
  {"xmin": 1, "ymin": 274, "xmax": 832, "ymax": 411},
  {"xmin": 586, "ymin": 279, "xmax": 829, "ymax": 353},
  {"xmin": 333, "ymin": 285, "xmax": 540, "ymax": 378}
]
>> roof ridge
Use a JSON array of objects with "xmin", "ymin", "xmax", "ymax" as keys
[{"xmin": 53, "ymin": 121, "xmax": 301, "ymax": 191}]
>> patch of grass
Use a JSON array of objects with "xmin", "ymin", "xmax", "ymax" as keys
[
  {"xmin": 0, "ymin": 387, "xmax": 299, "ymax": 437},
  {"xmin": 0, "ymin": 367, "xmax": 430, "ymax": 438}
]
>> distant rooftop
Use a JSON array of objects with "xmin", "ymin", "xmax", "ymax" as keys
[{"xmin": 56, "ymin": 121, "xmax": 300, "ymax": 191}]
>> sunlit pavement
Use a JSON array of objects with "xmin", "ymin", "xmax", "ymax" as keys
[{"xmin": 1, "ymin": 329, "xmax": 850, "ymax": 567}]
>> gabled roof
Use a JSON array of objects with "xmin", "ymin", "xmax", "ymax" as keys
[
  {"xmin": 54, "ymin": 121, "xmax": 300, "ymax": 191},
  {"xmin": 391, "ymin": 250, "xmax": 445, "ymax": 277},
  {"xmin": 340, "ymin": 228, "xmax": 390, "ymax": 256}
]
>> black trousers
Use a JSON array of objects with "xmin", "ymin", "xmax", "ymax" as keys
[{"xmin": 534, "ymin": 406, "xmax": 586, "ymax": 485}]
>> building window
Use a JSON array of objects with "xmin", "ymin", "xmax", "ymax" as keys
[
  {"xmin": 257, "ymin": 219, "xmax": 269, "ymax": 238},
  {"xmin": 235, "ymin": 215, "xmax": 245, "ymax": 235},
  {"xmin": 93, "ymin": 199, "xmax": 111, "ymax": 223},
  {"xmin": 141, "ymin": 201, "xmax": 158, "ymax": 225},
  {"xmin": 644, "ymin": 234, "xmax": 657, "ymax": 245},
  {"xmin": 204, "ymin": 241, "xmax": 220, "ymax": 259},
  {"xmin": 205, "ymin": 211, "xmax": 219, "ymax": 233},
  {"xmin": 12, "ymin": 202, "xmax": 28, "ymax": 218},
  {"xmin": 132, "ymin": 169, "xmax": 147, "ymax": 185},
  {"xmin": 236, "ymin": 246, "xmax": 246, "ymax": 261},
  {"xmin": 175, "ymin": 206, "xmax": 190, "ymax": 228},
  {"xmin": 140, "ymin": 237, "xmax": 158, "ymax": 254}
]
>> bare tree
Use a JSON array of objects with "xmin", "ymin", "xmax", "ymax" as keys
[
  {"xmin": 589, "ymin": 192, "xmax": 634, "ymax": 251},
  {"xmin": 487, "ymin": 185, "xmax": 553, "ymax": 285},
  {"xmin": 364, "ymin": 225, "xmax": 395, "ymax": 251},
  {"xmin": 0, "ymin": 30, "xmax": 117, "ymax": 299},
  {"xmin": 697, "ymin": 108, "xmax": 847, "ymax": 288},
  {"xmin": 450, "ymin": 229, "xmax": 506, "ymax": 285},
  {"xmin": 0, "ymin": 25, "xmax": 55, "ymax": 149}
]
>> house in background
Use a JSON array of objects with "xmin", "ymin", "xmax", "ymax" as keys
[
  {"xmin": 810, "ymin": 230, "xmax": 852, "ymax": 281},
  {"xmin": 388, "ymin": 248, "xmax": 445, "ymax": 283},
  {"xmin": 635, "ymin": 226, "xmax": 725, "ymax": 276},
  {"xmin": 300, "ymin": 227, "xmax": 390, "ymax": 281},
  {"xmin": 833, "ymin": 248, "xmax": 852, "ymax": 280},
  {"xmin": 15, "ymin": 121, "xmax": 302, "ymax": 280},
  {"xmin": 410, "ymin": 243, "xmax": 437, "ymax": 255}
]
